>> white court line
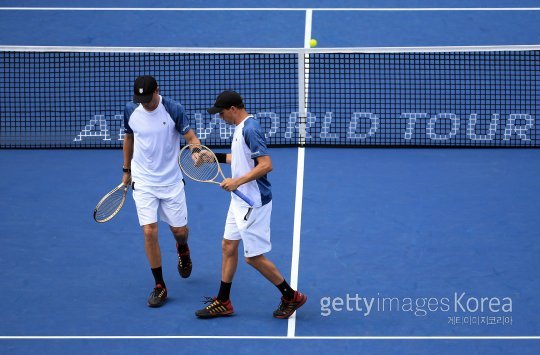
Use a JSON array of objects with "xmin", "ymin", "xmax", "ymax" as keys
[
  {"xmin": 2, "ymin": 5, "xmax": 536, "ymax": 342},
  {"xmin": 1, "ymin": 335, "xmax": 539, "ymax": 340},
  {"xmin": 287, "ymin": 146, "xmax": 305, "ymax": 338},
  {"xmin": 1, "ymin": 7, "xmax": 540, "ymax": 11},
  {"xmin": 286, "ymin": 9, "xmax": 311, "ymax": 338}
]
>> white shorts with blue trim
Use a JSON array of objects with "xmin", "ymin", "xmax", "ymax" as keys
[
  {"xmin": 224, "ymin": 201, "xmax": 272, "ymax": 257},
  {"xmin": 132, "ymin": 180, "xmax": 188, "ymax": 227}
]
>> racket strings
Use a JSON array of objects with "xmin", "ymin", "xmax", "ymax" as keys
[
  {"xmin": 179, "ymin": 148, "xmax": 220, "ymax": 182},
  {"xmin": 95, "ymin": 188, "xmax": 126, "ymax": 221}
]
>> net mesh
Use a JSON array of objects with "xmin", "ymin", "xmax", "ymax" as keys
[
  {"xmin": 1, "ymin": 47, "xmax": 538, "ymax": 148},
  {"xmin": 306, "ymin": 51, "xmax": 539, "ymax": 146}
]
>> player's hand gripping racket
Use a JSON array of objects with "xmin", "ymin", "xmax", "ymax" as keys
[
  {"xmin": 178, "ymin": 144, "xmax": 254, "ymax": 206},
  {"xmin": 93, "ymin": 180, "xmax": 130, "ymax": 223}
]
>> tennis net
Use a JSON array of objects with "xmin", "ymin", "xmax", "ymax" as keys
[{"xmin": 1, "ymin": 46, "xmax": 538, "ymax": 148}]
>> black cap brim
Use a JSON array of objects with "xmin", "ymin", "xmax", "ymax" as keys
[
  {"xmin": 133, "ymin": 94, "xmax": 153, "ymax": 104},
  {"xmin": 207, "ymin": 106, "xmax": 222, "ymax": 114}
]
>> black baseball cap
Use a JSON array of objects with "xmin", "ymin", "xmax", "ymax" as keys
[
  {"xmin": 207, "ymin": 91, "xmax": 244, "ymax": 114},
  {"xmin": 133, "ymin": 75, "xmax": 158, "ymax": 103}
]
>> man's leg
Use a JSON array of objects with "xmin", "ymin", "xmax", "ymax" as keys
[
  {"xmin": 221, "ymin": 239, "xmax": 240, "ymax": 283},
  {"xmin": 195, "ymin": 238, "xmax": 239, "ymax": 318},
  {"xmin": 143, "ymin": 223, "xmax": 161, "ymax": 269},
  {"xmin": 246, "ymin": 254, "xmax": 307, "ymax": 319},
  {"xmin": 171, "ymin": 225, "xmax": 191, "ymax": 278},
  {"xmin": 143, "ymin": 223, "xmax": 168, "ymax": 307}
]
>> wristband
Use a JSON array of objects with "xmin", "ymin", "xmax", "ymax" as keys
[
  {"xmin": 215, "ymin": 153, "xmax": 227, "ymax": 164},
  {"xmin": 123, "ymin": 167, "xmax": 131, "ymax": 173}
]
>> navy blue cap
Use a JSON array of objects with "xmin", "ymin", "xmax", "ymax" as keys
[
  {"xmin": 133, "ymin": 75, "xmax": 157, "ymax": 103},
  {"xmin": 207, "ymin": 91, "xmax": 244, "ymax": 114}
]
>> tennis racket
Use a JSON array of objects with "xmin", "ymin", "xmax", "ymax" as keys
[
  {"xmin": 93, "ymin": 181, "xmax": 130, "ymax": 223},
  {"xmin": 178, "ymin": 144, "xmax": 254, "ymax": 206}
]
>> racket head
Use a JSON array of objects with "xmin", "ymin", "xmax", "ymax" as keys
[
  {"xmin": 93, "ymin": 183, "xmax": 129, "ymax": 223},
  {"xmin": 178, "ymin": 144, "xmax": 221, "ymax": 183}
]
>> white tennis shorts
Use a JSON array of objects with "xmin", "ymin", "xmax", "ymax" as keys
[
  {"xmin": 132, "ymin": 180, "xmax": 188, "ymax": 227},
  {"xmin": 224, "ymin": 201, "xmax": 272, "ymax": 257}
]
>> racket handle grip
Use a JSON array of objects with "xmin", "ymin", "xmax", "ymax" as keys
[{"xmin": 232, "ymin": 189, "xmax": 254, "ymax": 206}]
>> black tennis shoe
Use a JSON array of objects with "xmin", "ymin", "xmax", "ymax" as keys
[
  {"xmin": 147, "ymin": 284, "xmax": 167, "ymax": 308},
  {"xmin": 273, "ymin": 291, "xmax": 307, "ymax": 319},
  {"xmin": 177, "ymin": 244, "xmax": 192, "ymax": 278},
  {"xmin": 195, "ymin": 297, "xmax": 234, "ymax": 318}
]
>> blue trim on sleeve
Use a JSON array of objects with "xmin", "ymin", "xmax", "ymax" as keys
[
  {"xmin": 162, "ymin": 97, "xmax": 191, "ymax": 135},
  {"xmin": 242, "ymin": 118, "xmax": 268, "ymax": 158},
  {"xmin": 253, "ymin": 159, "xmax": 272, "ymax": 205},
  {"xmin": 123, "ymin": 102, "xmax": 138, "ymax": 134},
  {"xmin": 242, "ymin": 117, "xmax": 272, "ymax": 205}
]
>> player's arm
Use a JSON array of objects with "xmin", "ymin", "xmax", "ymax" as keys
[
  {"xmin": 215, "ymin": 152, "xmax": 231, "ymax": 164},
  {"xmin": 220, "ymin": 155, "xmax": 272, "ymax": 192},
  {"xmin": 182, "ymin": 129, "xmax": 210, "ymax": 164},
  {"xmin": 122, "ymin": 133, "xmax": 134, "ymax": 185},
  {"xmin": 172, "ymin": 99, "xmax": 200, "ymax": 149},
  {"xmin": 183, "ymin": 129, "xmax": 201, "ymax": 147}
]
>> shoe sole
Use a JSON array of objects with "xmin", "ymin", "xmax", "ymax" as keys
[
  {"xmin": 178, "ymin": 258, "xmax": 192, "ymax": 278},
  {"xmin": 179, "ymin": 269, "xmax": 192, "ymax": 278},
  {"xmin": 273, "ymin": 295, "xmax": 308, "ymax": 319},
  {"xmin": 195, "ymin": 311, "xmax": 234, "ymax": 318},
  {"xmin": 147, "ymin": 298, "xmax": 167, "ymax": 308}
]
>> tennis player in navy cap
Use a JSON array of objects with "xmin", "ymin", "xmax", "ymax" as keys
[
  {"xmin": 123, "ymin": 75, "xmax": 202, "ymax": 307},
  {"xmin": 195, "ymin": 90, "xmax": 307, "ymax": 319}
]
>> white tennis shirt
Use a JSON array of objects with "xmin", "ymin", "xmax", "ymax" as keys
[
  {"xmin": 230, "ymin": 115, "xmax": 272, "ymax": 208},
  {"xmin": 124, "ymin": 96, "xmax": 191, "ymax": 186}
]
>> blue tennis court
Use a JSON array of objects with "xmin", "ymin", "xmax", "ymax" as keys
[{"xmin": 1, "ymin": 1, "xmax": 539, "ymax": 354}]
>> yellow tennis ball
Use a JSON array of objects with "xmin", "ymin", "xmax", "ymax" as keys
[{"xmin": 309, "ymin": 38, "xmax": 318, "ymax": 48}]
